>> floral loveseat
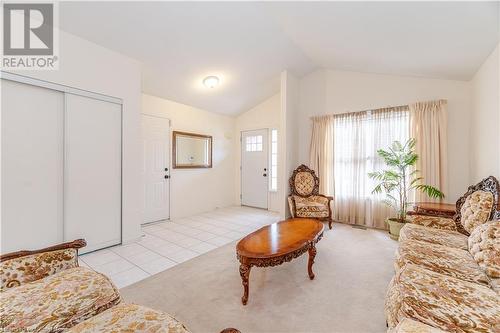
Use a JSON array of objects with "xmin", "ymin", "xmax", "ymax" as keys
[
  {"xmin": 0, "ymin": 239, "xmax": 190, "ymax": 333},
  {"xmin": 385, "ymin": 177, "xmax": 500, "ymax": 332}
]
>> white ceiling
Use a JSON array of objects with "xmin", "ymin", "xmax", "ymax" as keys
[
  {"xmin": 60, "ymin": 2, "xmax": 498, "ymax": 116},
  {"xmin": 263, "ymin": 2, "xmax": 499, "ymax": 80}
]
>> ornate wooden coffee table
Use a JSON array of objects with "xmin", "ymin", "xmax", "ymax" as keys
[{"xmin": 236, "ymin": 218, "xmax": 324, "ymax": 305}]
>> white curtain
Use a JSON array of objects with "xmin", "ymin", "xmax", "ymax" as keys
[
  {"xmin": 309, "ymin": 115, "xmax": 334, "ymax": 195},
  {"xmin": 309, "ymin": 102, "xmax": 447, "ymax": 229},
  {"xmin": 333, "ymin": 107, "xmax": 410, "ymax": 229},
  {"xmin": 409, "ymin": 100, "xmax": 448, "ymax": 202}
]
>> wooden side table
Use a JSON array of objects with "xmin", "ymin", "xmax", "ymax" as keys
[{"xmin": 411, "ymin": 202, "xmax": 456, "ymax": 218}]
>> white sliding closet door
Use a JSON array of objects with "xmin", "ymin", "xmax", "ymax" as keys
[
  {"xmin": 1, "ymin": 80, "xmax": 64, "ymax": 253},
  {"xmin": 64, "ymin": 94, "xmax": 122, "ymax": 253}
]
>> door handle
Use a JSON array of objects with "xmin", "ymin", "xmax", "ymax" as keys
[
  {"xmin": 165, "ymin": 175, "xmax": 170, "ymax": 179},
  {"xmin": 165, "ymin": 167, "xmax": 169, "ymax": 171},
  {"xmin": 263, "ymin": 173, "xmax": 267, "ymax": 177}
]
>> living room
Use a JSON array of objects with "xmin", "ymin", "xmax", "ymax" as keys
[{"xmin": 1, "ymin": 2, "xmax": 499, "ymax": 333}]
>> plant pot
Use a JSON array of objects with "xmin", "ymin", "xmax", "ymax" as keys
[{"xmin": 386, "ymin": 218, "xmax": 406, "ymax": 240}]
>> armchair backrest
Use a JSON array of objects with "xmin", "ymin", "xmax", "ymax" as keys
[
  {"xmin": 289, "ymin": 164, "xmax": 320, "ymax": 197},
  {"xmin": 455, "ymin": 176, "xmax": 500, "ymax": 235}
]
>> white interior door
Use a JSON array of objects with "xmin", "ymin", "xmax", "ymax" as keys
[
  {"xmin": 241, "ymin": 129, "xmax": 269, "ymax": 209},
  {"xmin": 64, "ymin": 94, "xmax": 122, "ymax": 253},
  {"xmin": 142, "ymin": 114, "xmax": 170, "ymax": 223},
  {"xmin": 1, "ymin": 80, "xmax": 64, "ymax": 253}
]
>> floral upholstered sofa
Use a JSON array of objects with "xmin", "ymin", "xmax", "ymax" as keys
[
  {"xmin": 0, "ymin": 239, "xmax": 190, "ymax": 333},
  {"xmin": 385, "ymin": 177, "xmax": 500, "ymax": 333}
]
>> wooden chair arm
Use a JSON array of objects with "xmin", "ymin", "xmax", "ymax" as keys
[
  {"xmin": 316, "ymin": 194, "xmax": 333, "ymax": 201},
  {"xmin": 0, "ymin": 239, "xmax": 87, "ymax": 262}
]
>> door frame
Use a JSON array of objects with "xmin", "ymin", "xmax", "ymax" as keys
[
  {"xmin": 240, "ymin": 128, "xmax": 270, "ymax": 210},
  {"xmin": 141, "ymin": 113, "xmax": 172, "ymax": 224},
  {"xmin": 1, "ymin": 71, "xmax": 124, "ymax": 250}
]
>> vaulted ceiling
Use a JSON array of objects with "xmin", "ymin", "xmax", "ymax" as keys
[{"xmin": 60, "ymin": 2, "xmax": 499, "ymax": 115}]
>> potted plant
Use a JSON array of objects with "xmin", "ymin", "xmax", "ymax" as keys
[{"xmin": 368, "ymin": 139, "xmax": 444, "ymax": 240}]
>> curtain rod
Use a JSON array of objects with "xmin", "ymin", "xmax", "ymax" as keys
[
  {"xmin": 310, "ymin": 103, "xmax": 409, "ymax": 120},
  {"xmin": 309, "ymin": 99, "xmax": 447, "ymax": 120}
]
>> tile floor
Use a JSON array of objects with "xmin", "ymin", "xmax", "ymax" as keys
[{"xmin": 79, "ymin": 206, "xmax": 280, "ymax": 288}]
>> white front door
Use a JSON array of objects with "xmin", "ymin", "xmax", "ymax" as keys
[
  {"xmin": 142, "ymin": 114, "xmax": 170, "ymax": 223},
  {"xmin": 241, "ymin": 129, "xmax": 269, "ymax": 209}
]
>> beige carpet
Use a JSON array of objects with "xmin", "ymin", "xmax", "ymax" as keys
[{"xmin": 121, "ymin": 223, "xmax": 397, "ymax": 333}]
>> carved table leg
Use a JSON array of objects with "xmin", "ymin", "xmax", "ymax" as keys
[
  {"xmin": 308, "ymin": 244, "xmax": 317, "ymax": 280},
  {"xmin": 239, "ymin": 263, "xmax": 251, "ymax": 305}
]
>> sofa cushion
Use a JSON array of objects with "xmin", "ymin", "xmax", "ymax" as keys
[
  {"xmin": 395, "ymin": 240, "xmax": 490, "ymax": 286},
  {"xmin": 294, "ymin": 195, "xmax": 329, "ymax": 218},
  {"xmin": 460, "ymin": 190, "xmax": 494, "ymax": 234},
  {"xmin": 0, "ymin": 248, "xmax": 78, "ymax": 291},
  {"xmin": 66, "ymin": 303, "xmax": 190, "ymax": 333},
  {"xmin": 399, "ymin": 223, "xmax": 468, "ymax": 250},
  {"xmin": 385, "ymin": 264, "xmax": 500, "ymax": 332},
  {"xmin": 0, "ymin": 267, "xmax": 120, "ymax": 333},
  {"xmin": 468, "ymin": 220, "xmax": 500, "ymax": 278},
  {"xmin": 408, "ymin": 215, "xmax": 457, "ymax": 232},
  {"xmin": 387, "ymin": 318, "xmax": 447, "ymax": 333}
]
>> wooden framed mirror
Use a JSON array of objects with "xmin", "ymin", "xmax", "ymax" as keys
[{"xmin": 173, "ymin": 131, "xmax": 213, "ymax": 169}]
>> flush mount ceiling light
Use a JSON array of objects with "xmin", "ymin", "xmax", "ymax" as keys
[{"xmin": 203, "ymin": 76, "xmax": 220, "ymax": 89}]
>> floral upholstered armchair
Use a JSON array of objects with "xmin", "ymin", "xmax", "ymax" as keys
[{"xmin": 288, "ymin": 164, "xmax": 334, "ymax": 229}]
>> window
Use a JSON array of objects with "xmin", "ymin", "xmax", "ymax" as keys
[
  {"xmin": 245, "ymin": 135, "xmax": 263, "ymax": 152},
  {"xmin": 333, "ymin": 109, "xmax": 409, "ymax": 200},
  {"xmin": 310, "ymin": 105, "xmax": 413, "ymax": 227},
  {"xmin": 270, "ymin": 129, "xmax": 278, "ymax": 191}
]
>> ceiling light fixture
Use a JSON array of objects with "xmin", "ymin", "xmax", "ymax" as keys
[{"xmin": 203, "ymin": 76, "xmax": 220, "ymax": 88}]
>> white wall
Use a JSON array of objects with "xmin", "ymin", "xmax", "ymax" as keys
[
  {"xmin": 298, "ymin": 69, "xmax": 473, "ymax": 202},
  {"xmin": 471, "ymin": 45, "xmax": 500, "ymax": 182},
  {"xmin": 281, "ymin": 71, "xmax": 300, "ymax": 218},
  {"xmin": 235, "ymin": 93, "xmax": 281, "ymax": 212},
  {"xmin": 142, "ymin": 94, "xmax": 236, "ymax": 219},
  {"xmin": 8, "ymin": 29, "xmax": 143, "ymax": 244}
]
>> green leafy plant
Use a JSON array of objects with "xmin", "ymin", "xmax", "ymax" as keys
[{"xmin": 368, "ymin": 139, "xmax": 444, "ymax": 223}]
